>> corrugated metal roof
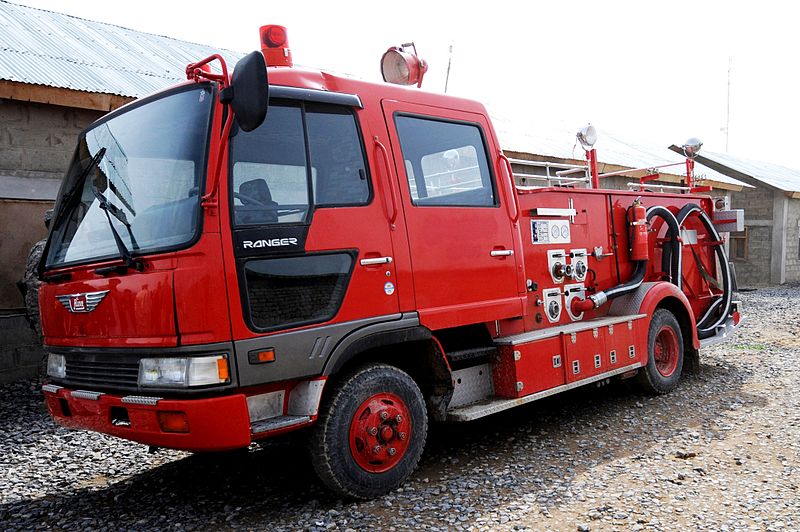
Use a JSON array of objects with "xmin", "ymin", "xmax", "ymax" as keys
[
  {"xmin": 0, "ymin": 0, "xmax": 243, "ymax": 98},
  {"xmin": 683, "ymin": 149, "xmax": 800, "ymax": 193},
  {"xmin": 493, "ymin": 116, "xmax": 748, "ymax": 189}
]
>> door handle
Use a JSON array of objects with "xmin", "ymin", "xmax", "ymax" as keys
[
  {"xmin": 490, "ymin": 250, "xmax": 514, "ymax": 257},
  {"xmin": 360, "ymin": 256, "xmax": 393, "ymax": 266}
]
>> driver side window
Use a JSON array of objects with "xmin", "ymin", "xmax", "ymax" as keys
[{"xmin": 230, "ymin": 103, "xmax": 310, "ymax": 225}]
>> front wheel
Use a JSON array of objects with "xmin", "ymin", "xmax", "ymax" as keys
[
  {"xmin": 636, "ymin": 308, "xmax": 684, "ymax": 394},
  {"xmin": 309, "ymin": 363, "xmax": 428, "ymax": 499}
]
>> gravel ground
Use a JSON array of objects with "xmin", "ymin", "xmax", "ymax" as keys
[{"xmin": 1, "ymin": 287, "xmax": 799, "ymax": 531}]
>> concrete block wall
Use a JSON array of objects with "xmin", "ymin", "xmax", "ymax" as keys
[
  {"xmin": 0, "ymin": 99, "xmax": 104, "ymax": 310},
  {"xmin": 729, "ymin": 187, "xmax": 776, "ymax": 287},
  {"xmin": 0, "ymin": 98, "xmax": 103, "ymax": 177},
  {"xmin": 0, "ymin": 314, "xmax": 42, "ymax": 383},
  {"xmin": 733, "ymin": 225, "xmax": 772, "ymax": 286},
  {"xmin": 785, "ymin": 198, "xmax": 800, "ymax": 283},
  {"xmin": 731, "ymin": 186, "xmax": 773, "ymax": 220}
]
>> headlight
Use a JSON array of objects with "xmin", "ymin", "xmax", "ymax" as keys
[
  {"xmin": 46, "ymin": 353, "xmax": 66, "ymax": 379},
  {"xmin": 138, "ymin": 355, "xmax": 230, "ymax": 387}
]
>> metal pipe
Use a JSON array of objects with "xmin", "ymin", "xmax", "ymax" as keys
[{"xmin": 599, "ymin": 161, "xmax": 684, "ymax": 179}]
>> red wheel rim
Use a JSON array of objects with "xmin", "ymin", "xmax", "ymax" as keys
[
  {"xmin": 348, "ymin": 392, "xmax": 412, "ymax": 473},
  {"xmin": 654, "ymin": 326, "xmax": 679, "ymax": 377}
]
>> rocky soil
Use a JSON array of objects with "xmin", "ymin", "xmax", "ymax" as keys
[{"xmin": 1, "ymin": 287, "xmax": 798, "ymax": 531}]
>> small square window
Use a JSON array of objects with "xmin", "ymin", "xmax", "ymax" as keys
[{"xmin": 730, "ymin": 228, "xmax": 748, "ymax": 261}]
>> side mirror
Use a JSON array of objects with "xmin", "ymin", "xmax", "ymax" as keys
[{"xmin": 228, "ymin": 51, "xmax": 268, "ymax": 132}]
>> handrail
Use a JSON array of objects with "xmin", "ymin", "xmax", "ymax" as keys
[
  {"xmin": 499, "ymin": 153, "xmax": 520, "ymax": 223},
  {"xmin": 373, "ymin": 137, "xmax": 398, "ymax": 224}
]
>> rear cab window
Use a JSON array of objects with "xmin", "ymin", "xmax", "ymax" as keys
[{"xmin": 394, "ymin": 115, "xmax": 496, "ymax": 207}]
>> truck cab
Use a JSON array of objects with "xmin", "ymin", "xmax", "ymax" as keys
[{"xmin": 39, "ymin": 27, "xmax": 741, "ymax": 499}]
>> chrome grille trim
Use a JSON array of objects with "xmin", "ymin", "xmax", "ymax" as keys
[
  {"xmin": 71, "ymin": 390, "xmax": 105, "ymax": 401},
  {"xmin": 121, "ymin": 395, "xmax": 162, "ymax": 406}
]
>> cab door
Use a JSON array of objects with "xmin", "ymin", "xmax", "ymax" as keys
[{"xmin": 381, "ymin": 100, "xmax": 523, "ymax": 330}]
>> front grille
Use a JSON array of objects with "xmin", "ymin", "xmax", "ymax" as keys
[{"xmin": 64, "ymin": 357, "xmax": 140, "ymax": 388}]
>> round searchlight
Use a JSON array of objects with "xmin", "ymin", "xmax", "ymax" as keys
[
  {"xmin": 577, "ymin": 124, "xmax": 598, "ymax": 150},
  {"xmin": 381, "ymin": 44, "xmax": 428, "ymax": 88},
  {"xmin": 683, "ymin": 137, "xmax": 703, "ymax": 158}
]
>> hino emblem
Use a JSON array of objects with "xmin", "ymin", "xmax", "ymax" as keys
[
  {"xmin": 56, "ymin": 290, "xmax": 110, "ymax": 313},
  {"xmin": 242, "ymin": 237, "xmax": 298, "ymax": 249}
]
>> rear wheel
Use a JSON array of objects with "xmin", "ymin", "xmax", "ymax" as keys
[
  {"xmin": 636, "ymin": 308, "xmax": 684, "ymax": 394},
  {"xmin": 310, "ymin": 363, "xmax": 427, "ymax": 499}
]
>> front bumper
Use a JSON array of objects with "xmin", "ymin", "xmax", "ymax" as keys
[{"xmin": 42, "ymin": 385, "xmax": 252, "ymax": 452}]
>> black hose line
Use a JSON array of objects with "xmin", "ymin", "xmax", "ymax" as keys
[
  {"xmin": 590, "ymin": 206, "xmax": 681, "ymax": 307},
  {"xmin": 675, "ymin": 203, "xmax": 733, "ymax": 339}
]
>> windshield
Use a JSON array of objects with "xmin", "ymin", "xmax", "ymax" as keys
[{"xmin": 46, "ymin": 85, "xmax": 214, "ymax": 268}]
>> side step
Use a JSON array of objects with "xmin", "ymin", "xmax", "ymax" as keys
[
  {"xmin": 447, "ymin": 346, "xmax": 496, "ymax": 364},
  {"xmin": 447, "ymin": 362, "xmax": 642, "ymax": 422},
  {"xmin": 251, "ymin": 415, "xmax": 311, "ymax": 435}
]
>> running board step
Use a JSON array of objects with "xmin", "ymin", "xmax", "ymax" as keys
[
  {"xmin": 447, "ymin": 362, "xmax": 642, "ymax": 422},
  {"xmin": 447, "ymin": 346, "xmax": 497, "ymax": 364},
  {"xmin": 251, "ymin": 415, "xmax": 311, "ymax": 435}
]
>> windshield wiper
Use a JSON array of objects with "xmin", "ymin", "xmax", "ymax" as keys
[{"xmin": 86, "ymin": 150, "xmax": 143, "ymax": 274}]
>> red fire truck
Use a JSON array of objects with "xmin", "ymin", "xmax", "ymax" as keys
[{"xmin": 38, "ymin": 26, "xmax": 742, "ymax": 498}]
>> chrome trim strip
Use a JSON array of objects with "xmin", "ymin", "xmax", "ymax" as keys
[
  {"xmin": 121, "ymin": 395, "xmax": 162, "ymax": 406},
  {"xmin": 71, "ymin": 390, "xmax": 105, "ymax": 401},
  {"xmin": 359, "ymin": 256, "xmax": 393, "ymax": 266},
  {"xmin": 531, "ymin": 207, "xmax": 578, "ymax": 217},
  {"xmin": 42, "ymin": 384, "xmax": 63, "ymax": 394},
  {"xmin": 448, "ymin": 362, "xmax": 643, "ymax": 422},
  {"xmin": 495, "ymin": 314, "xmax": 647, "ymax": 345}
]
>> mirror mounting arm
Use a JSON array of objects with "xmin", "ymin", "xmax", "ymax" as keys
[{"xmin": 185, "ymin": 54, "xmax": 230, "ymax": 88}]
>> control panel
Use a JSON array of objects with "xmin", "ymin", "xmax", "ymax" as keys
[{"xmin": 532, "ymin": 219, "xmax": 571, "ymax": 245}]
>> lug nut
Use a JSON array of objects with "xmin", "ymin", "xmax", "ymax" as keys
[
  {"xmin": 399, "ymin": 432, "xmax": 407, "ymax": 440},
  {"xmin": 380, "ymin": 411, "xmax": 389, "ymax": 420},
  {"xmin": 395, "ymin": 415, "xmax": 403, "ymax": 423},
  {"xmin": 388, "ymin": 447, "xmax": 397, "ymax": 456},
  {"xmin": 373, "ymin": 445, "xmax": 381, "ymax": 454},
  {"xmin": 369, "ymin": 427, "xmax": 378, "ymax": 436}
]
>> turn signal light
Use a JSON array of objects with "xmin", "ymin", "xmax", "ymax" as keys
[{"xmin": 158, "ymin": 411, "xmax": 190, "ymax": 433}]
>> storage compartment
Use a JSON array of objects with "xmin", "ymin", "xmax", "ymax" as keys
[{"xmin": 492, "ymin": 336, "xmax": 565, "ymax": 398}]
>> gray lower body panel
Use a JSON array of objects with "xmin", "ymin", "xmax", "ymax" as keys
[
  {"xmin": 234, "ymin": 313, "xmax": 419, "ymax": 386},
  {"xmin": 447, "ymin": 362, "xmax": 642, "ymax": 422}
]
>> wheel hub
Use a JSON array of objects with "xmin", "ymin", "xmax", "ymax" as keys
[
  {"xmin": 654, "ymin": 326, "xmax": 679, "ymax": 377},
  {"xmin": 349, "ymin": 392, "xmax": 411, "ymax": 473}
]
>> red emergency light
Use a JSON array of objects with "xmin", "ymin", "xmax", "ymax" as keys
[
  {"xmin": 260, "ymin": 25, "xmax": 293, "ymax": 67},
  {"xmin": 381, "ymin": 43, "xmax": 427, "ymax": 88}
]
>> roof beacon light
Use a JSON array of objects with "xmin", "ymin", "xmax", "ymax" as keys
[
  {"xmin": 260, "ymin": 25, "xmax": 292, "ymax": 67},
  {"xmin": 577, "ymin": 124, "xmax": 598, "ymax": 151},
  {"xmin": 381, "ymin": 43, "xmax": 428, "ymax": 88},
  {"xmin": 683, "ymin": 137, "xmax": 703, "ymax": 159}
]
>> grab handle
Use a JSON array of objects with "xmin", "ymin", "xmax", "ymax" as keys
[{"xmin": 373, "ymin": 136, "xmax": 398, "ymax": 224}]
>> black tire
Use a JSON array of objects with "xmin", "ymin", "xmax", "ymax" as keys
[
  {"xmin": 309, "ymin": 363, "xmax": 428, "ymax": 499},
  {"xmin": 636, "ymin": 308, "xmax": 684, "ymax": 394}
]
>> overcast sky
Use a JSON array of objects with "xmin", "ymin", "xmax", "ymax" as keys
[{"xmin": 15, "ymin": 0, "xmax": 800, "ymax": 168}]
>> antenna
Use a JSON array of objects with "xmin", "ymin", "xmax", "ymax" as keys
[
  {"xmin": 725, "ymin": 55, "xmax": 732, "ymax": 152},
  {"xmin": 444, "ymin": 43, "xmax": 453, "ymax": 93}
]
